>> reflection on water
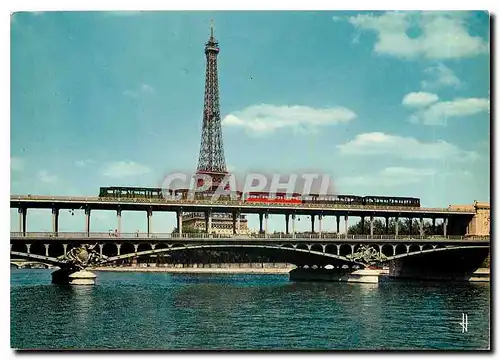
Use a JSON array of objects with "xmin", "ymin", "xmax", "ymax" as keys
[{"xmin": 10, "ymin": 269, "xmax": 490, "ymax": 350}]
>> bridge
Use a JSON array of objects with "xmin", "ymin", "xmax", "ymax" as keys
[
  {"xmin": 11, "ymin": 195, "xmax": 488, "ymax": 239},
  {"xmin": 11, "ymin": 231, "xmax": 490, "ymax": 283}
]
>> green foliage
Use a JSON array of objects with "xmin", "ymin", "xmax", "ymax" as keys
[{"xmin": 347, "ymin": 218, "xmax": 444, "ymax": 235}]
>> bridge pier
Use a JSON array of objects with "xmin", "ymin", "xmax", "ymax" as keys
[
  {"xmin": 360, "ymin": 216, "xmax": 365, "ymax": 235},
  {"xmin": 205, "ymin": 210, "xmax": 212, "ymax": 234},
  {"xmin": 264, "ymin": 212, "xmax": 269, "ymax": 237},
  {"xmin": 444, "ymin": 217, "xmax": 448, "ymax": 236},
  {"xmin": 291, "ymin": 214, "xmax": 296, "ymax": 238},
  {"xmin": 236, "ymin": 212, "xmax": 241, "ymax": 234},
  {"xmin": 318, "ymin": 215, "xmax": 323, "ymax": 236},
  {"xmin": 311, "ymin": 215, "xmax": 315, "ymax": 234},
  {"xmin": 419, "ymin": 217, "xmax": 424, "ymax": 236},
  {"xmin": 385, "ymin": 217, "xmax": 389, "ymax": 234},
  {"xmin": 51, "ymin": 269, "xmax": 96, "ymax": 285},
  {"xmin": 395, "ymin": 217, "xmax": 399, "ymax": 237},
  {"xmin": 232, "ymin": 212, "xmax": 237, "ymax": 235},
  {"xmin": 44, "ymin": 244, "xmax": 49, "ymax": 257},
  {"xmin": 432, "ymin": 217, "xmax": 436, "ymax": 234},
  {"xmin": 336, "ymin": 215, "xmax": 340, "ymax": 234}
]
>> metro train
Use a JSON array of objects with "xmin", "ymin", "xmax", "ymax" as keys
[{"xmin": 98, "ymin": 186, "xmax": 421, "ymax": 207}]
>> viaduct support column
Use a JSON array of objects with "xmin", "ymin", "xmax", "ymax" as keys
[
  {"xmin": 311, "ymin": 215, "xmax": 315, "ymax": 234},
  {"xmin": 370, "ymin": 216, "xmax": 374, "ymax": 238},
  {"xmin": 116, "ymin": 208, "xmax": 122, "ymax": 236},
  {"xmin": 147, "ymin": 208, "xmax": 153, "ymax": 237},
  {"xmin": 206, "ymin": 210, "xmax": 212, "ymax": 235},
  {"xmin": 360, "ymin": 216, "xmax": 365, "ymax": 235},
  {"xmin": 291, "ymin": 214, "xmax": 296, "ymax": 238},
  {"xmin": 18, "ymin": 207, "xmax": 27, "ymax": 235},
  {"xmin": 236, "ymin": 212, "xmax": 241, "ymax": 234},
  {"xmin": 177, "ymin": 211, "xmax": 183, "ymax": 236},
  {"xmin": 344, "ymin": 215, "xmax": 349, "ymax": 238},
  {"xmin": 51, "ymin": 208, "xmax": 59, "ymax": 235},
  {"xmin": 408, "ymin": 218, "xmax": 413, "ymax": 235},
  {"xmin": 264, "ymin": 212, "xmax": 269, "ymax": 237},
  {"xmin": 259, "ymin": 213, "xmax": 264, "ymax": 234},
  {"xmin": 336, "ymin": 216, "xmax": 340, "ymax": 234},
  {"xmin": 232, "ymin": 212, "xmax": 237, "ymax": 235},
  {"xmin": 84, "ymin": 207, "xmax": 91, "ymax": 237},
  {"xmin": 432, "ymin": 218, "xmax": 436, "ymax": 235},
  {"xmin": 44, "ymin": 244, "xmax": 50, "ymax": 257},
  {"xmin": 395, "ymin": 217, "xmax": 399, "ymax": 237},
  {"xmin": 443, "ymin": 217, "xmax": 448, "ymax": 237},
  {"xmin": 285, "ymin": 214, "xmax": 290, "ymax": 234},
  {"xmin": 385, "ymin": 217, "xmax": 389, "ymax": 234},
  {"xmin": 318, "ymin": 215, "xmax": 323, "ymax": 236},
  {"xmin": 419, "ymin": 218, "xmax": 424, "ymax": 237}
]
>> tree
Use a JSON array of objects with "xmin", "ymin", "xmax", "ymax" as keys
[
  {"xmin": 348, "ymin": 218, "xmax": 444, "ymax": 235},
  {"xmin": 172, "ymin": 225, "xmax": 204, "ymax": 234}
]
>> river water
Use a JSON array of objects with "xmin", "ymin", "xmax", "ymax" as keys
[{"xmin": 10, "ymin": 269, "xmax": 490, "ymax": 350}]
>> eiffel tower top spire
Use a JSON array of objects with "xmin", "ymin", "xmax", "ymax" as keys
[{"xmin": 196, "ymin": 21, "xmax": 228, "ymax": 189}]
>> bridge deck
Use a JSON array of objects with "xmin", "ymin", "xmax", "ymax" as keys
[{"xmin": 10, "ymin": 195, "xmax": 475, "ymax": 216}]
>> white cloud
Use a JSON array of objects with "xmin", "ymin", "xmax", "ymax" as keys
[
  {"xmin": 337, "ymin": 132, "xmax": 477, "ymax": 161},
  {"xmin": 75, "ymin": 159, "xmax": 96, "ymax": 167},
  {"xmin": 36, "ymin": 170, "xmax": 58, "ymax": 184},
  {"xmin": 124, "ymin": 83, "xmax": 155, "ymax": 98},
  {"xmin": 402, "ymin": 92, "xmax": 439, "ymax": 108},
  {"xmin": 11, "ymin": 157, "xmax": 24, "ymax": 172},
  {"xmin": 338, "ymin": 166, "xmax": 437, "ymax": 187},
  {"xmin": 102, "ymin": 161, "xmax": 151, "ymax": 178},
  {"xmin": 410, "ymin": 97, "xmax": 490, "ymax": 125},
  {"xmin": 347, "ymin": 11, "xmax": 488, "ymax": 60},
  {"xmin": 421, "ymin": 63, "xmax": 461, "ymax": 89},
  {"xmin": 222, "ymin": 104, "xmax": 356, "ymax": 134}
]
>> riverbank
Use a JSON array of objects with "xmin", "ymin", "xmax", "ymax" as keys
[{"xmin": 90, "ymin": 263, "xmax": 296, "ymax": 274}]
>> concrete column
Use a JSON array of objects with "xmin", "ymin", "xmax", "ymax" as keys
[
  {"xmin": 232, "ymin": 212, "xmax": 237, "ymax": 235},
  {"xmin": 84, "ymin": 207, "xmax": 91, "ymax": 237},
  {"xmin": 408, "ymin": 218, "xmax": 413, "ymax": 235},
  {"xmin": 116, "ymin": 244, "xmax": 121, "ymax": 256},
  {"xmin": 370, "ymin": 216, "xmax": 374, "ymax": 237},
  {"xmin": 44, "ymin": 244, "xmax": 49, "ymax": 257},
  {"xmin": 63, "ymin": 244, "xmax": 68, "ymax": 257},
  {"xmin": 336, "ymin": 215, "xmax": 340, "ymax": 234},
  {"xmin": 432, "ymin": 218, "xmax": 436, "ymax": 235},
  {"xmin": 385, "ymin": 217, "xmax": 389, "ymax": 234},
  {"xmin": 51, "ymin": 208, "xmax": 59, "ymax": 235},
  {"xmin": 395, "ymin": 217, "xmax": 399, "ymax": 237},
  {"xmin": 311, "ymin": 215, "xmax": 315, "ymax": 234},
  {"xmin": 344, "ymin": 215, "xmax": 349, "ymax": 238},
  {"xmin": 25, "ymin": 244, "xmax": 31, "ymax": 254},
  {"xmin": 18, "ymin": 207, "xmax": 27, "ymax": 235},
  {"xmin": 134, "ymin": 244, "xmax": 139, "ymax": 253},
  {"xmin": 259, "ymin": 213, "xmax": 264, "ymax": 234},
  {"xmin": 177, "ymin": 211, "xmax": 183, "ymax": 236},
  {"xmin": 291, "ymin": 214, "xmax": 296, "ymax": 237},
  {"xmin": 147, "ymin": 208, "xmax": 153, "ymax": 237},
  {"xmin": 444, "ymin": 217, "xmax": 448, "ymax": 237},
  {"xmin": 285, "ymin": 214, "xmax": 290, "ymax": 234},
  {"xmin": 264, "ymin": 213, "xmax": 269, "ymax": 236},
  {"xmin": 318, "ymin": 215, "xmax": 323, "ymax": 236},
  {"xmin": 419, "ymin": 218, "xmax": 424, "ymax": 237},
  {"xmin": 99, "ymin": 244, "xmax": 104, "ymax": 257},
  {"xmin": 236, "ymin": 212, "xmax": 241, "ymax": 234},
  {"xmin": 206, "ymin": 210, "xmax": 212, "ymax": 234},
  {"xmin": 360, "ymin": 216, "xmax": 365, "ymax": 235},
  {"xmin": 117, "ymin": 208, "xmax": 122, "ymax": 236}
]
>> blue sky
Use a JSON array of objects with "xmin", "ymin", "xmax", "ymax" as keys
[{"xmin": 10, "ymin": 10, "xmax": 490, "ymax": 233}]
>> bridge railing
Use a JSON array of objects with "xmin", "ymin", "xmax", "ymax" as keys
[{"xmin": 10, "ymin": 232, "xmax": 490, "ymax": 241}]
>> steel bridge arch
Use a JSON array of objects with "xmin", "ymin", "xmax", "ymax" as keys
[
  {"xmin": 99, "ymin": 244, "xmax": 366, "ymax": 266},
  {"xmin": 384, "ymin": 245, "xmax": 489, "ymax": 261}
]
